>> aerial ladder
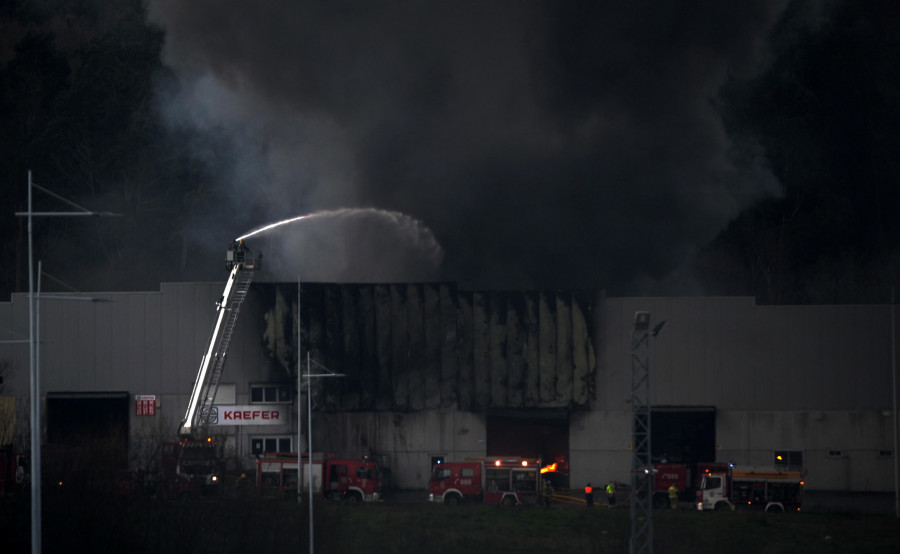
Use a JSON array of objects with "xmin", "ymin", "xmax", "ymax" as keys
[{"xmin": 178, "ymin": 240, "xmax": 261, "ymax": 439}]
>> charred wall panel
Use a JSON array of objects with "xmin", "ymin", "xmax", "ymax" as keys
[
  {"xmin": 506, "ymin": 294, "xmax": 525, "ymax": 408},
  {"xmin": 374, "ymin": 285, "xmax": 393, "ymax": 411},
  {"xmin": 473, "ymin": 293, "xmax": 491, "ymax": 409},
  {"xmin": 341, "ymin": 285, "xmax": 361, "ymax": 411},
  {"xmin": 324, "ymin": 285, "xmax": 343, "ymax": 410},
  {"xmin": 457, "ymin": 292, "xmax": 475, "ymax": 410},
  {"xmin": 555, "ymin": 294, "xmax": 573, "ymax": 406},
  {"xmin": 423, "ymin": 284, "xmax": 441, "ymax": 409},
  {"xmin": 277, "ymin": 283, "xmax": 596, "ymax": 412},
  {"xmin": 440, "ymin": 285, "xmax": 459, "ymax": 408},
  {"xmin": 306, "ymin": 285, "xmax": 326, "ymax": 408},
  {"xmin": 538, "ymin": 292, "xmax": 557, "ymax": 404},
  {"xmin": 572, "ymin": 292, "xmax": 593, "ymax": 405},
  {"xmin": 489, "ymin": 292, "xmax": 509, "ymax": 408},
  {"xmin": 358, "ymin": 286, "xmax": 377, "ymax": 410},
  {"xmin": 391, "ymin": 285, "xmax": 409, "ymax": 410},
  {"xmin": 522, "ymin": 292, "xmax": 540, "ymax": 407},
  {"xmin": 406, "ymin": 284, "xmax": 425, "ymax": 411}
]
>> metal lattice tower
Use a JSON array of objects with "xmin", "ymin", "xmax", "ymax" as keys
[{"xmin": 630, "ymin": 311, "xmax": 654, "ymax": 554}]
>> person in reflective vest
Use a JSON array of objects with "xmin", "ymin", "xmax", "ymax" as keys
[
  {"xmin": 584, "ymin": 482, "xmax": 594, "ymax": 507},
  {"xmin": 668, "ymin": 483, "xmax": 678, "ymax": 509},
  {"xmin": 606, "ymin": 481, "xmax": 616, "ymax": 506}
]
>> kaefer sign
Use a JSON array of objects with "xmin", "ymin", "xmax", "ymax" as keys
[{"xmin": 209, "ymin": 405, "xmax": 284, "ymax": 426}]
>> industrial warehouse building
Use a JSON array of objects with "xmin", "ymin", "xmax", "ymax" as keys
[{"xmin": 0, "ymin": 280, "xmax": 896, "ymax": 495}]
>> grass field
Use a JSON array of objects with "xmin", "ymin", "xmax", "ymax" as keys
[{"xmin": 2, "ymin": 492, "xmax": 899, "ymax": 553}]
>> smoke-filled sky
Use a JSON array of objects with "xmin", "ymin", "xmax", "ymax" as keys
[{"xmin": 147, "ymin": 0, "xmax": 788, "ymax": 292}]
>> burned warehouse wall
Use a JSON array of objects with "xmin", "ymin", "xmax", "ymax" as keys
[{"xmin": 259, "ymin": 283, "xmax": 598, "ymax": 413}]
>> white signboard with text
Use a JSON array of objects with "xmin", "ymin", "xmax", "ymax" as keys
[{"xmin": 206, "ymin": 405, "xmax": 285, "ymax": 426}]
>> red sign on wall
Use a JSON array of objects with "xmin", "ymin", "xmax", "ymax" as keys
[{"xmin": 135, "ymin": 395, "xmax": 157, "ymax": 416}]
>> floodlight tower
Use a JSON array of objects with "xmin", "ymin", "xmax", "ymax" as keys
[{"xmin": 630, "ymin": 311, "xmax": 666, "ymax": 554}]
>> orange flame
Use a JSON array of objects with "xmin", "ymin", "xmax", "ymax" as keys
[{"xmin": 540, "ymin": 462, "xmax": 558, "ymax": 474}]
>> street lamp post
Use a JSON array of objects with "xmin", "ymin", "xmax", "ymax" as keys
[
  {"xmin": 14, "ymin": 170, "xmax": 120, "ymax": 554},
  {"xmin": 630, "ymin": 311, "xmax": 666, "ymax": 554}
]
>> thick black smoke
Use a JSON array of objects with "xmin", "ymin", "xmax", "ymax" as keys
[{"xmin": 148, "ymin": 0, "xmax": 786, "ymax": 292}]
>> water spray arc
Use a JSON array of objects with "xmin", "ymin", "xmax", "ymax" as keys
[
  {"xmin": 234, "ymin": 207, "xmax": 444, "ymax": 283},
  {"xmin": 236, "ymin": 207, "xmax": 438, "ymax": 246}
]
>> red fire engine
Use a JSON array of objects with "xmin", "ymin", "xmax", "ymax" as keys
[
  {"xmin": 256, "ymin": 452, "xmax": 383, "ymax": 503},
  {"xmin": 0, "ymin": 449, "xmax": 26, "ymax": 495},
  {"xmin": 429, "ymin": 457, "xmax": 543, "ymax": 506},
  {"xmin": 697, "ymin": 465, "xmax": 804, "ymax": 512}
]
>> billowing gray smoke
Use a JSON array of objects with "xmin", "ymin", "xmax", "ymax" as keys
[{"xmin": 148, "ymin": 0, "xmax": 786, "ymax": 292}]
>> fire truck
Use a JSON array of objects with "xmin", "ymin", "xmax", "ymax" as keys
[
  {"xmin": 429, "ymin": 457, "xmax": 543, "ymax": 506},
  {"xmin": 696, "ymin": 465, "xmax": 804, "ymax": 512},
  {"xmin": 174, "ymin": 240, "xmax": 260, "ymax": 487},
  {"xmin": 652, "ymin": 462, "xmax": 729, "ymax": 508},
  {"xmin": 0, "ymin": 448, "xmax": 26, "ymax": 495},
  {"xmin": 256, "ymin": 452, "xmax": 383, "ymax": 503}
]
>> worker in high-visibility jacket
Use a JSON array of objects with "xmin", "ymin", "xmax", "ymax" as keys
[
  {"xmin": 606, "ymin": 481, "xmax": 616, "ymax": 506},
  {"xmin": 584, "ymin": 482, "xmax": 594, "ymax": 507},
  {"xmin": 667, "ymin": 483, "xmax": 679, "ymax": 509}
]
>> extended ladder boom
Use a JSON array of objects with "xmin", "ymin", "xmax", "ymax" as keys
[{"xmin": 178, "ymin": 241, "xmax": 260, "ymax": 438}]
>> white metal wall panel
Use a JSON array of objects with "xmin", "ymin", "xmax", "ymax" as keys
[{"xmin": 597, "ymin": 297, "xmax": 893, "ymax": 411}]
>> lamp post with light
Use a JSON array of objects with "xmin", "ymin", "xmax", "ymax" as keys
[{"xmin": 630, "ymin": 311, "xmax": 666, "ymax": 554}]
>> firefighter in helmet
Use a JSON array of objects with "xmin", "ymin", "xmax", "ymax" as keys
[{"xmin": 541, "ymin": 477, "xmax": 553, "ymax": 507}]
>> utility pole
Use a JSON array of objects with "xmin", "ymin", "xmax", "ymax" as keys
[
  {"xmin": 892, "ymin": 287, "xmax": 899, "ymax": 519},
  {"xmin": 15, "ymin": 171, "xmax": 119, "ymax": 554},
  {"xmin": 303, "ymin": 353, "xmax": 344, "ymax": 554}
]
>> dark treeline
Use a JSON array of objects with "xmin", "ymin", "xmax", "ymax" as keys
[{"xmin": 2, "ymin": 0, "xmax": 899, "ymax": 304}]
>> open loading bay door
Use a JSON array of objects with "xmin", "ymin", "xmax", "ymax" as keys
[{"xmin": 486, "ymin": 410, "xmax": 569, "ymax": 488}]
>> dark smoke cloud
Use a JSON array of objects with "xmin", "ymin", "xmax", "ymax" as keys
[{"xmin": 148, "ymin": 0, "xmax": 785, "ymax": 292}]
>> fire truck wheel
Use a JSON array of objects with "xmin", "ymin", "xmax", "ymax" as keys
[
  {"xmin": 345, "ymin": 491, "xmax": 362, "ymax": 504},
  {"xmin": 765, "ymin": 504, "xmax": 784, "ymax": 513},
  {"xmin": 501, "ymin": 496, "xmax": 517, "ymax": 506},
  {"xmin": 714, "ymin": 501, "xmax": 729, "ymax": 511},
  {"xmin": 445, "ymin": 493, "xmax": 462, "ymax": 506}
]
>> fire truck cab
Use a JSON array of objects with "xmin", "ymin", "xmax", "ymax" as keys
[{"xmin": 429, "ymin": 457, "xmax": 542, "ymax": 506}]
